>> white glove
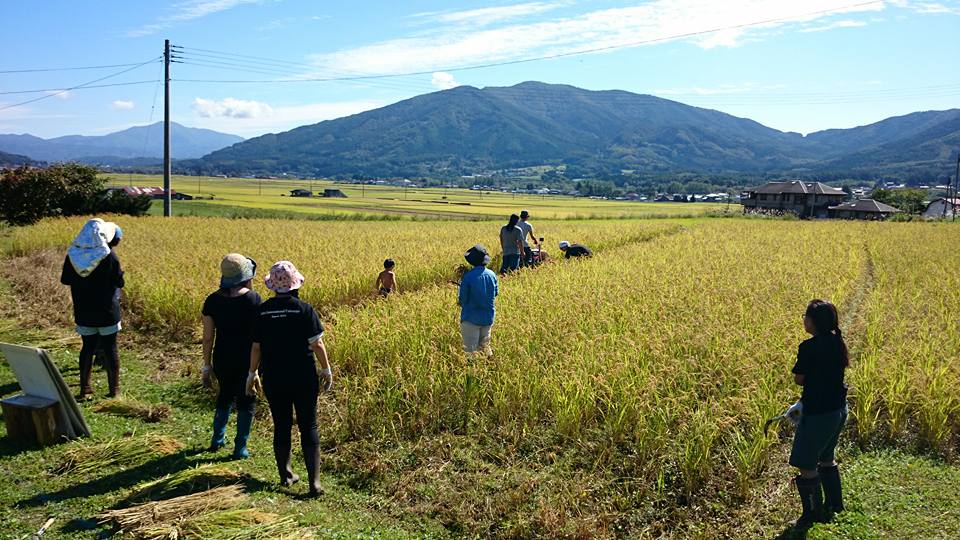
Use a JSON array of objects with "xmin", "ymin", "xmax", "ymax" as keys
[
  {"xmin": 320, "ymin": 367, "xmax": 333, "ymax": 392},
  {"xmin": 201, "ymin": 365, "xmax": 213, "ymax": 388},
  {"xmin": 785, "ymin": 401, "xmax": 803, "ymax": 427},
  {"xmin": 245, "ymin": 370, "xmax": 262, "ymax": 396}
]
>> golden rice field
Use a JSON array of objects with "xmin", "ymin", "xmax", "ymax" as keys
[{"xmin": 3, "ymin": 215, "xmax": 959, "ymax": 536}]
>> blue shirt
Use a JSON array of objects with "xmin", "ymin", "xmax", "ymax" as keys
[{"xmin": 458, "ymin": 266, "xmax": 498, "ymax": 326}]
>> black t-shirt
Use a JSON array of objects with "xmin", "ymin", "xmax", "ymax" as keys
[
  {"xmin": 792, "ymin": 334, "xmax": 847, "ymax": 415},
  {"xmin": 202, "ymin": 289, "xmax": 262, "ymax": 371},
  {"xmin": 60, "ymin": 252, "xmax": 125, "ymax": 327},
  {"xmin": 252, "ymin": 295, "xmax": 324, "ymax": 384},
  {"xmin": 565, "ymin": 244, "xmax": 593, "ymax": 259}
]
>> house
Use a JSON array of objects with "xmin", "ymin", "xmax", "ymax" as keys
[
  {"xmin": 923, "ymin": 197, "xmax": 959, "ymax": 219},
  {"xmin": 107, "ymin": 186, "xmax": 192, "ymax": 200},
  {"xmin": 828, "ymin": 199, "xmax": 900, "ymax": 220},
  {"xmin": 741, "ymin": 181, "xmax": 846, "ymax": 218},
  {"xmin": 290, "ymin": 189, "xmax": 312, "ymax": 197},
  {"xmin": 322, "ymin": 189, "xmax": 347, "ymax": 198}
]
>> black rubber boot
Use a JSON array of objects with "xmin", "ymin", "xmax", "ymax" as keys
[
  {"xmin": 78, "ymin": 354, "xmax": 94, "ymax": 400},
  {"xmin": 274, "ymin": 441, "xmax": 299, "ymax": 487},
  {"xmin": 303, "ymin": 445, "xmax": 323, "ymax": 497},
  {"xmin": 793, "ymin": 475, "xmax": 825, "ymax": 529},
  {"xmin": 106, "ymin": 367, "xmax": 121, "ymax": 398},
  {"xmin": 818, "ymin": 464, "xmax": 844, "ymax": 514}
]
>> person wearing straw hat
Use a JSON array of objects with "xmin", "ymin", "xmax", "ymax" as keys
[
  {"xmin": 246, "ymin": 261, "xmax": 332, "ymax": 497},
  {"xmin": 60, "ymin": 218, "xmax": 125, "ymax": 400},
  {"xmin": 201, "ymin": 254, "xmax": 262, "ymax": 459},
  {"xmin": 458, "ymin": 245, "xmax": 498, "ymax": 356}
]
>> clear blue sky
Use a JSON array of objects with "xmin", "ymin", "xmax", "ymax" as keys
[{"xmin": 1, "ymin": 0, "xmax": 958, "ymax": 139}]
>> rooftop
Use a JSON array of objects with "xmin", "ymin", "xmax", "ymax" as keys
[
  {"xmin": 751, "ymin": 181, "xmax": 846, "ymax": 196},
  {"xmin": 828, "ymin": 198, "xmax": 900, "ymax": 213}
]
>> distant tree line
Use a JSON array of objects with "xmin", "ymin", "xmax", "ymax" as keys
[{"xmin": 0, "ymin": 164, "xmax": 152, "ymax": 226}]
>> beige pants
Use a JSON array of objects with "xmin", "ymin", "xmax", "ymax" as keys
[{"xmin": 460, "ymin": 321, "xmax": 492, "ymax": 354}]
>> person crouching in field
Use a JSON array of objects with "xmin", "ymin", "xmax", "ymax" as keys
[
  {"xmin": 201, "ymin": 254, "xmax": 261, "ymax": 459},
  {"xmin": 458, "ymin": 245, "xmax": 498, "ymax": 357},
  {"xmin": 60, "ymin": 218, "xmax": 124, "ymax": 400},
  {"xmin": 246, "ymin": 261, "xmax": 333, "ymax": 497},
  {"xmin": 375, "ymin": 258, "xmax": 398, "ymax": 297},
  {"xmin": 789, "ymin": 299, "xmax": 849, "ymax": 528}
]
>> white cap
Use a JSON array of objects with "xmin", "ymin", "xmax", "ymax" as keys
[{"xmin": 559, "ymin": 240, "xmax": 570, "ymax": 249}]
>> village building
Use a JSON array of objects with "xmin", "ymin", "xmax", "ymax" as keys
[
  {"xmin": 923, "ymin": 197, "xmax": 959, "ymax": 219},
  {"xmin": 741, "ymin": 181, "xmax": 846, "ymax": 217},
  {"xmin": 322, "ymin": 188, "xmax": 347, "ymax": 198},
  {"xmin": 290, "ymin": 189, "xmax": 312, "ymax": 197},
  {"xmin": 106, "ymin": 186, "xmax": 192, "ymax": 200},
  {"xmin": 828, "ymin": 198, "xmax": 900, "ymax": 220}
]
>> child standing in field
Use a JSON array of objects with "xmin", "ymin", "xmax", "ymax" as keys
[
  {"xmin": 458, "ymin": 245, "xmax": 498, "ymax": 356},
  {"xmin": 375, "ymin": 259, "xmax": 398, "ymax": 297},
  {"xmin": 60, "ymin": 218, "xmax": 125, "ymax": 400},
  {"xmin": 788, "ymin": 299, "xmax": 849, "ymax": 529}
]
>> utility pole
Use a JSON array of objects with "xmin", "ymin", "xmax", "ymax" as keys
[
  {"xmin": 163, "ymin": 39, "xmax": 172, "ymax": 217},
  {"xmin": 953, "ymin": 153, "xmax": 959, "ymax": 222}
]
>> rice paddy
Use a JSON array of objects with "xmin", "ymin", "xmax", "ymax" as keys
[{"xmin": 1, "ymin": 212, "xmax": 959, "ymax": 538}]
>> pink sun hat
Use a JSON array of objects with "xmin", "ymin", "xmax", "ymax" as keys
[{"xmin": 264, "ymin": 260, "xmax": 305, "ymax": 293}]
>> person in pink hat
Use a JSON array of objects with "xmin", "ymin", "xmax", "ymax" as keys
[{"xmin": 246, "ymin": 260, "xmax": 332, "ymax": 497}]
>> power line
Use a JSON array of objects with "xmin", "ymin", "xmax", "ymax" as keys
[
  {"xmin": 0, "ymin": 57, "xmax": 161, "ymax": 112},
  {"xmin": 0, "ymin": 80, "xmax": 159, "ymax": 95},
  {"xmin": 174, "ymin": 1, "xmax": 884, "ymax": 84},
  {"xmin": 0, "ymin": 61, "xmax": 159, "ymax": 74}
]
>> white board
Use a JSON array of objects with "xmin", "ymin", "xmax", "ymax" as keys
[{"xmin": 0, "ymin": 342, "xmax": 90, "ymax": 439}]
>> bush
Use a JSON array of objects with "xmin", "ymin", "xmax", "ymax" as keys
[{"xmin": 0, "ymin": 164, "xmax": 151, "ymax": 225}]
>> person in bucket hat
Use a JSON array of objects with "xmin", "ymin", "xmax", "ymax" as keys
[
  {"xmin": 201, "ymin": 254, "xmax": 261, "ymax": 459},
  {"xmin": 60, "ymin": 218, "xmax": 125, "ymax": 399},
  {"xmin": 247, "ymin": 260, "xmax": 332, "ymax": 497},
  {"xmin": 458, "ymin": 245, "xmax": 498, "ymax": 356}
]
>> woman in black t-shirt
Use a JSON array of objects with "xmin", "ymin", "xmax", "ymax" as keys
[
  {"xmin": 60, "ymin": 219, "xmax": 125, "ymax": 400},
  {"xmin": 788, "ymin": 299, "xmax": 849, "ymax": 528},
  {"xmin": 246, "ymin": 260, "xmax": 333, "ymax": 497},
  {"xmin": 201, "ymin": 254, "xmax": 261, "ymax": 459}
]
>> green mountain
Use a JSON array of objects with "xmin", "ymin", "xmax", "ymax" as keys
[
  {"xmin": 194, "ymin": 82, "xmax": 958, "ymax": 180},
  {"xmin": 0, "ymin": 150, "xmax": 35, "ymax": 167},
  {"xmin": 0, "ymin": 122, "xmax": 243, "ymax": 162}
]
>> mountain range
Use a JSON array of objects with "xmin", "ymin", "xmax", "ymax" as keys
[
  {"xmin": 198, "ymin": 82, "xmax": 959, "ymax": 181},
  {"xmin": 0, "ymin": 122, "xmax": 243, "ymax": 163}
]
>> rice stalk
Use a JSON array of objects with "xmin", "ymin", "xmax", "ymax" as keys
[
  {"xmin": 97, "ymin": 485, "xmax": 247, "ymax": 531},
  {"xmin": 126, "ymin": 463, "xmax": 245, "ymax": 503},
  {"xmin": 93, "ymin": 397, "xmax": 172, "ymax": 423},
  {"xmin": 56, "ymin": 434, "xmax": 184, "ymax": 474}
]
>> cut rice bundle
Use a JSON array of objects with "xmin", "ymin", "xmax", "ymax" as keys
[
  {"xmin": 93, "ymin": 398, "xmax": 172, "ymax": 423},
  {"xmin": 56, "ymin": 434, "xmax": 183, "ymax": 474}
]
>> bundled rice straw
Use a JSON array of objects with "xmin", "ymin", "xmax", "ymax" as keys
[
  {"xmin": 135, "ymin": 509, "xmax": 313, "ymax": 540},
  {"xmin": 98, "ymin": 485, "xmax": 247, "ymax": 531},
  {"xmin": 56, "ymin": 434, "xmax": 184, "ymax": 474},
  {"xmin": 126, "ymin": 463, "xmax": 245, "ymax": 503},
  {"xmin": 93, "ymin": 398, "xmax": 172, "ymax": 423}
]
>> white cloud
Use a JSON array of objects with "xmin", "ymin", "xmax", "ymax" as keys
[
  {"xmin": 193, "ymin": 97, "xmax": 274, "ymax": 118},
  {"xmin": 414, "ymin": 2, "xmax": 565, "ymax": 27},
  {"xmin": 111, "ymin": 100, "xmax": 135, "ymax": 110},
  {"xmin": 183, "ymin": 99, "xmax": 386, "ymax": 137},
  {"xmin": 45, "ymin": 90, "xmax": 72, "ymax": 100},
  {"xmin": 801, "ymin": 19, "xmax": 869, "ymax": 32},
  {"xmin": 311, "ymin": 1, "xmax": 888, "ymax": 75},
  {"xmin": 431, "ymin": 71, "xmax": 460, "ymax": 90},
  {"xmin": 127, "ymin": 0, "xmax": 263, "ymax": 37}
]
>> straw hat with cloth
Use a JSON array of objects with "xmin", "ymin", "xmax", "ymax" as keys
[{"xmin": 67, "ymin": 218, "xmax": 123, "ymax": 277}]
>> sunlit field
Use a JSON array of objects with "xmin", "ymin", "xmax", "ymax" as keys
[{"xmin": 105, "ymin": 173, "xmax": 725, "ymax": 220}]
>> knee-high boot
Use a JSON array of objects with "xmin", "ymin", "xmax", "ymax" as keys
[
  {"xmin": 303, "ymin": 444, "xmax": 323, "ymax": 497},
  {"xmin": 818, "ymin": 464, "xmax": 844, "ymax": 514},
  {"xmin": 793, "ymin": 475, "xmax": 825, "ymax": 528},
  {"xmin": 78, "ymin": 354, "xmax": 94, "ymax": 400},
  {"xmin": 107, "ymin": 367, "xmax": 121, "ymax": 397},
  {"xmin": 274, "ymin": 440, "xmax": 299, "ymax": 487},
  {"xmin": 209, "ymin": 407, "xmax": 231, "ymax": 451},
  {"xmin": 232, "ymin": 409, "xmax": 253, "ymax": 459}
]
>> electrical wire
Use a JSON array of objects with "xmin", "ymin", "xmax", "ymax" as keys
[
  {"xmin": 0, "ymin": 57, "xmax": 161, "ymax": 111},
  {"xmin": 174, "ymin": 1, "xmax": 885, "ymax": 84},
  {"xmin": 0, "ymin": 61, "xmax": 159, "ymax": 74},
  {"xmin": 0, "ymin": 80, "xmax": 159, "ymax": 95}
]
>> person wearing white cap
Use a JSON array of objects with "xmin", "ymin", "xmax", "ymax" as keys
[
  {"xmin": 246, "ymin": 260, "xmax": 332, "ymax": 497},
  {"xmin": 558, "ymin": 240, "xmax": 592, "ymax": 259},
  {"xmin": 60, "ymin": 218, "xmax": 125, "ymax": 399}
]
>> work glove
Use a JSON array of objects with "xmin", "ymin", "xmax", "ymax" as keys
[
  {"xmin": 320, "ymin": 367, "xmax": 334, "ymax": 393},
  {"xmin": 785, "ymin": 400, "xmax": 803, "ymax": 427},
  {"xmin": 245, "ymin": 370, "xmax": 262, "ymax": 397},
  {"xmin": 200, "ymin": 364, "xmax": 213, "ymax": 388}
]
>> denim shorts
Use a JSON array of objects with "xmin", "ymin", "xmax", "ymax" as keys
[
  {"xmin": 789, "ymin": 404, "xmax": 848, "ymax": 470},
  {"xmin": 76, "ymin": 322, "xmax": 122, "ymax": 336}
]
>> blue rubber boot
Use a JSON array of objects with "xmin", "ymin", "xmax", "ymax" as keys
[
  {"xmin": 209, "ymin": 407, "xmax": 231, "ymax": 452},
  {"xmin": 232, "ymin": 409, "xmax": 253, "ymax": 459}
]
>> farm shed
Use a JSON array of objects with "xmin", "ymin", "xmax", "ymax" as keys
[
  {"xmin": 828, "ymin": 198, "xmax": 900, "ymax": 220},
  {"xmin": 323, "ymin": 189, "xmax": 347, "ymax": 198},
  {"xmin": 923, "ymin": 197, "xmax": 959, "ymax": 219},
  {"xmin": 741, "ymin": 181, "xmax": 845, "ymax": 218},
  {"xmin": 290, "ymin": 189, "xmax": 312, "ymax": 197}
]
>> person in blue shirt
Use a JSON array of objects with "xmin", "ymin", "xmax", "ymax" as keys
[{"xmin": 458, "ymin": 244, "xmax": 499, "ymax": 356}]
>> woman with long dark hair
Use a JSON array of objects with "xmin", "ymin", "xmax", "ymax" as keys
[
  {"xmin": 789, "ymin": 299, "xmax": 849, "ymax": 528},
  {"xmin": 201, "ymin": 254, "xmax": 261, "ymax": 459}
]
